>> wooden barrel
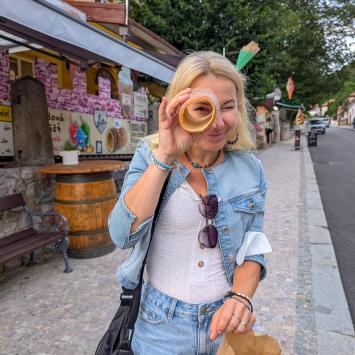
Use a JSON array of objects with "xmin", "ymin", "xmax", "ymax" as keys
[{"xmin": 54, "ymin": 171, "xmax": 117, "ymax": 258}]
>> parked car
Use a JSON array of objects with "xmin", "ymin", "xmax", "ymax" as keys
[
  {"xmin": 308, "ymin": 118, "xmax": 326, "ymax": 134},
  {"xmin": 322, "ymin": 117, "xmax": 330, "ymax": 127}
]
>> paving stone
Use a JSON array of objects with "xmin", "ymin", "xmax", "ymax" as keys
[{"xmin": 0, "ymin": 138, "xmax": 352, "ymax": 354}]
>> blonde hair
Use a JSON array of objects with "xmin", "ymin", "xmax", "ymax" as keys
[{"xmin": 148, "ymin": 51, "xmax": 255, "ymax": 151}]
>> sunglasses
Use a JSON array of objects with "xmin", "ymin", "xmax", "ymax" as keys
[{"xmin": 198, "ymin": 194, "xmax": 219, "ymax": 248}]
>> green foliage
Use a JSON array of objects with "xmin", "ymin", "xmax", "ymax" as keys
[
  {"xmin": 326, "ymin": 61, "xmax": 355, "ymax": 116},
  {"xmin": 63, "ymin": 140, "xmax": 78, "ymax": 151},
  {"xmin": 130, "ymin": 0, "xmax": 354, "ymax": 106}
]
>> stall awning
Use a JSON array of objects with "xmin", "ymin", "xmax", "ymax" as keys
[
  {"xmin": 276, "ymin": 100, "xmax": 305, "ymax": 110},
  {"xmin": 0, "ymin": 0, "xmax": 175, "ymax": 83}
]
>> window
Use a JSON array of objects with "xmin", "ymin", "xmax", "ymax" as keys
[
  {"xmin": 9, "ymin": 56, "xmax": 34, "ymax": 80},
  {"xmin": 86, "ymin": 65, "xmax": 118, "ymax": 98}
]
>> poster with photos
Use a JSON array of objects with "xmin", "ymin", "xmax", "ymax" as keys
[{"xmin": 48, "ymin": 109, "xmax": 147, "ymax": 155}]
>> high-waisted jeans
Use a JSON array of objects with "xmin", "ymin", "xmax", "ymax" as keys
[{"xmin": 132, "ymin": 282, "xmax": 224, "ymax": 355}]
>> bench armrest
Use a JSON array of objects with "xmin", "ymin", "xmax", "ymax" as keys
[{"xmin": 26, "ymin": 208, "xmax": 70, "ymax": 235}]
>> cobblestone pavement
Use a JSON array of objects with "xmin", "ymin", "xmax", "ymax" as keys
[
  {"xmin": 0, "ymin": 139, "xmax": 336, "ymax": 354},
  {"xmin": 254, "ymin": 140, "xmax": 305, "ymax": 354}
]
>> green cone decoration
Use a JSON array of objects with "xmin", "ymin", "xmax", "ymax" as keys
[{"xmin": 236, "ymin": 41, "xmax": 260, "ymax": 70}]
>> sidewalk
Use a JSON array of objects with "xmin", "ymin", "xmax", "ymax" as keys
[
  {"xmin": 255, "ymin": 138, "xmax": 354, "ymax": 354},
  {"xmin": 0, "ymin": 139, "xmax": 354, "ymax": 354}
]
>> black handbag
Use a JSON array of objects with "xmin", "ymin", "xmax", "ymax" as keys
[{"xmin": 95, "ymin": 174, "xmax": 170, "ymax": 355}]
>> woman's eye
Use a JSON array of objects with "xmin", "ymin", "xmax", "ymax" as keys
[
  {"xmin": 194, "ymin": 106, "xmax": 210, "ymax": 112},
  {"xmin": 221, "ymin": 106, "xmax": 234, "ymax": 111}
]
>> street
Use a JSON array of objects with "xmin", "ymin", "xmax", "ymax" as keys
[{"xmin": 309, "ymin": 126, "xmax": 355, "ymax": 327}]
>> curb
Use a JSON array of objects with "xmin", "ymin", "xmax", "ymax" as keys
[{"xmin": 302, "ymin": 139, "xmax": 355, "ymax": 353}]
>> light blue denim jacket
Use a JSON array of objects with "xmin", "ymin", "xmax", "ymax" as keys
[{"xmin": 108, "ymin": 139, "xmax": 268, "ymax": 289}]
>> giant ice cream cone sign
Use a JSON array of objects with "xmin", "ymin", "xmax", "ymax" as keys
[
  {"xmin": 236, "ymin": 41, "xmax": 260, "ymax": 70},
  {"xmin": 286, "ymin": 76, "xmax": 295, "ymax": 99}
]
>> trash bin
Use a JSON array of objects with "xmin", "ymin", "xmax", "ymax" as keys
[{"xmin": 308, "ymin": 131, "xmax": 317, "ymax": 147}]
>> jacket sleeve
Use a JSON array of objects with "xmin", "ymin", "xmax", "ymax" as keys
[
  {"xmin": 108, "ymin": 141, "xmax": 154, "ymax": 249},
  {"xmin": 243, "ymin": 158, "xmax": 271, "ymax": 280}
]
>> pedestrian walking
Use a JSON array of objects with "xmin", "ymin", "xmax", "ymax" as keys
[{"xmin": 108, "ymin": 51, "xmax": 272, "ymax": 354}]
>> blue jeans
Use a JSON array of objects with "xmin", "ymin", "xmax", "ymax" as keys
[{"xmin": 132, "ymin": 282, "xmax": 224, "ymax": 355}]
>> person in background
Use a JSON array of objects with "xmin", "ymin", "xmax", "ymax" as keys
[
  {"xmin": 108, "ymin": 51, "xmax": 272, "ymax": 354},
  {"xmin": 264, "ymin": 115, "xmax": 274, "ymax": 144}
]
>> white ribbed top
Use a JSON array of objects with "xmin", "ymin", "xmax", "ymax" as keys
[{"xmin": 146, "ymin": 181, "xmax": 230, "ymax": 304}]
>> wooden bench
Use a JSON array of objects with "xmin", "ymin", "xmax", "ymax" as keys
[{"xmin": 0, "ymin": 193, "xmax": 73, "ymax": 273}]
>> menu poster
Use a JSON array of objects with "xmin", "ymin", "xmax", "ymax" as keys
[
  {"xmin": 0, "ymin": 104, "xmax": 14, "ymax": 157},
  {"xmin": 133, "ymin": 92, "xmax": 148, "ymax": 119},
  {"xmin": 48, "ymin": 109, "xmax": 147, "ymax": 155},
  {"xmin": 127, "ymin": 120, "xmax": 148, "ymax": 154}
]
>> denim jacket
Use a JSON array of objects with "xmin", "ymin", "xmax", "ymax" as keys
[{"xmin": 109, "ymin": 139, "xmax": 269, "ymax": 289}]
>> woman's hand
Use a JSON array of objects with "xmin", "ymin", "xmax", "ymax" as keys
[
  {"xmin": 156, "ymin": 88, "xmax": 196, "ymax": 162},
  {"xmin": 209, "ymin": 298, "xmax": 256, "ymax": 341}
]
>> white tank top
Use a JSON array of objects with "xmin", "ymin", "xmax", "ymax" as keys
[{"xmin": 146, "ymin": 181, "xmax": 230, "ymax": 304}]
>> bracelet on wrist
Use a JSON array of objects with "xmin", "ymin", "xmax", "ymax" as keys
[
  {"xmin": 151, "ymin": 151, "xmax": 177, "ymax": 171},
  {"xmin": 226, "ymin": 296, "xmax": 252, "ymax": 313},
  {"xmin": 224, "ymin": 291, "xmax": 254, "ymax": 313}
]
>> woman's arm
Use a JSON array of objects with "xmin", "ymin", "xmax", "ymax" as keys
[
  {"xmin": 108, "ymin": 143, "xmax": 174, "ymax": 249},
  {"xmin": 232, "ymin": 260, "xmax": 261, "ymax": 296},
  {"xmin": 109, "ymin": 90, "xmax": 194, "ymax": 249},
  {"xmin": 124, "ymin": 150, "xmax": 173, "ymax": 233},
  {"xmin": 210, "ymin": 158, "xmax": 269, "ymax": 341},
  {"xmin": 209, "ymin": 261, "xmax": 260, "ymax": 341}
]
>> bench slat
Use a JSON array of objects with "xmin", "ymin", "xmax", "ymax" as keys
[
  {"xmin": 0, "ymin": 232, "xmax": 57, "ymax": 258},
  {"xmin": 0, "ymin": 228, "xmax": 37, "ymax": 248},
  {"xmin": 0, "ymin": 232, "xmax": 62, "ymax": 257},
  {"xmin": 0, "ymin": 193, "xmax": 26, "ymax": 212},
  {"xmin": 0, "ymin": 232, "xmax": 63, "ymax": 264}
]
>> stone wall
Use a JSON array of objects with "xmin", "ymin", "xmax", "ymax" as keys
[
  {"xmin": 35, "ymin": 59, "xmax": 131, "ymax": 119},
  {"xmin": 0, "ymin": 167, "xmax": 55, "ymax": 238},
  {"xmin": 0, "ymin": 50, "xmax": 11, "ymax": 102},
  {"xmin": 0, "ymin": 167, "xmax": 56, "ymax": 269}
]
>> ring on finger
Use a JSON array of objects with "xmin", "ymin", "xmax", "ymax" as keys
[{"xmin": 239, "ymin": 320, "xmax": 248, "ymax": 327}]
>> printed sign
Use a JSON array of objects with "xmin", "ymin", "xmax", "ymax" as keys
[
  {"xmin": 49, "ymin": 109, "xmax": 147, "ymax": 155},
  {"xmin": 0, "ymin": 104, "xmax": 13, "ymax": 156},
  {"xmin": 134, "ymin": 92, "xmax": 148, "ymax": 119},
  {"xmin": 0, "ymin": 104, "xmax": 12, "ymax": 122},
  {"xmin": 93, "ymin": 109, "xmax": 107, "ymax": 134},
  {"xmin": 127, "ymin": 121, "xmax": 148, "ymax": 153}
]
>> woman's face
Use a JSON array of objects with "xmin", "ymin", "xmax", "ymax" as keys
[{"xmin": 190, "ymin": 73, "xmax": 238, "ymax": 152}]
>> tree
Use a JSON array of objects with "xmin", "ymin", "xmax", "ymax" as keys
[
  {"xmin": 130, "ymin": 0, "xmax": 354, "ymax": 106},
  {"xmin": 326, "ymin": 61, "xmax": 355, "ymax": 116}
]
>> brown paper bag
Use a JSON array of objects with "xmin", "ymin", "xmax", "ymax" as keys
[{"xmin": 217, "ymin": 331, "xmax": 282, "ymax": 355}]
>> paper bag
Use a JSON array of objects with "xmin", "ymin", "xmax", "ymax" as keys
[{"xmin": 217, "ymin": 331, "xmax": 282, "ymax": 355}]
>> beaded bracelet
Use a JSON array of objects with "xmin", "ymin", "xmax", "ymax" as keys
[
  {"xmin": 151, "ymin": 151, "xmax": 177, "ymax": 171},
  {"xmin": 224, "ymin": 291, "xmax": 254, "ymax": 313}
]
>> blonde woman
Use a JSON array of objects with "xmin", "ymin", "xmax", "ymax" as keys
[{"xmin": 109, "ymin": 51, "xmax": 272, "ymax": 354}]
